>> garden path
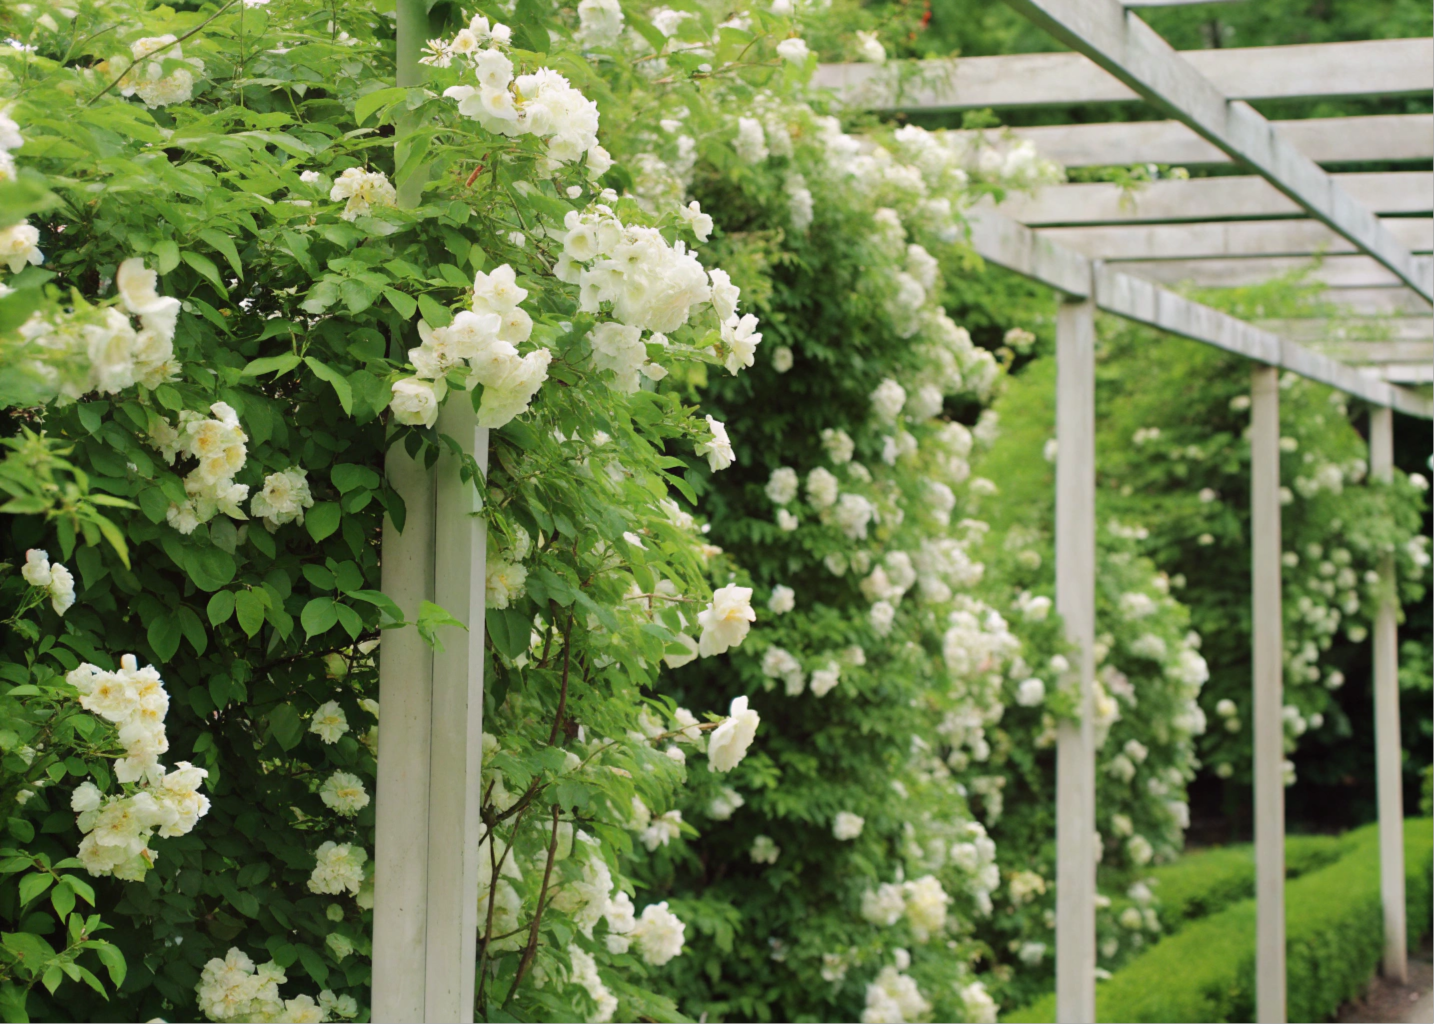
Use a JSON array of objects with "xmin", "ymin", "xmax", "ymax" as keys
[{"xmin": 1336, "ymin": 943, "xmax": 1433, "ymax": 1024}]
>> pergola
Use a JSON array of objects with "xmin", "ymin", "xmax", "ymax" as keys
[
  {"xmin": 820, "ymin": 4, "xmax": 1432, "ymax": 1022},
  {"xmin": 364, "ymin": 4, "xmax": 1432, "ymax": 1021}
]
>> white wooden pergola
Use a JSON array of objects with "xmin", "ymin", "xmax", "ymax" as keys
[
  {"xmin": 818, "ymin": 5, "xmax": 1432, "ymax": 1023},
  {"xmin": 362, "ymin": 5, "xmax": 1430, "ymax": 1021}
]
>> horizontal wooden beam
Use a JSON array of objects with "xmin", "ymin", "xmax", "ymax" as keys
[
  {"xmin": 813, "ymin": 38, "xmax": 1434, "ymax": 111},
  {"xmin": 1372, "ymin": 364, "xmax": 1434, "ymax": 385},
  {"xmin": 969, "ymin": 114, "xmax": 1433, "ymax": 169},
  {"xmin": 1323, "ymin": 287, "xmax": 1434, "ymax": 316},
  {"xmin": 964, "ymin": 204, "xmax": 1434, "ymax": 417},
  {"xmin": 1000, "ymin": 172, "xmax": 1431, "ymax": 226},
  {"xmin": 1117, "ymin": 254, "xmax": 1432, "ymax": 289},
  {"xmin": 1037, "ymin": 217, "xmax": 1433, "ymax": 263},
  {"xmin": 999, "ymin": 0, "xmax": 1431, "ymax": 299},
  {"xmin": 1263, "ymin": 320, "xmax": 1434, "ymax": 346},
  {"xmin": 1123, "ymin": 0, "xmax": 1244, "ymax": 6}
]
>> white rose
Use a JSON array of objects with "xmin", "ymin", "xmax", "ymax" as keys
[{"xmin": 391, "ymin": 378, "xmax": 440, "ymax": 428}]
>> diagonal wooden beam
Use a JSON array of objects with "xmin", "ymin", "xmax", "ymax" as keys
[{"xmin": 998, "ymin": 0, "xmax": 1432, "ymax": 299}]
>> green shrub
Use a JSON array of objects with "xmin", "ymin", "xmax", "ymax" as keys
[
  {"xmin": 1005, "ymin": 819, "xmax": 1434, "ymax": 1023},
  {"xmin": 1147, "ymin": 833, "xmax": 1346, "ymax": 929}
]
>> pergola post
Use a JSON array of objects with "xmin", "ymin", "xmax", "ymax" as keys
[
  {"xmin": 1054, "ymin": 288, "xmax": 1097, "ymax": 1024},
  {"xmin": 373, "ymin": 447, "xmax": 436, "ymax": 1022},
  {"xmin": 374, "ymin": 4, "xmax": 490, "ymax": 1017},
  {"xmin": 1250, "ymin": 364, "xmax": 1286, "ymax": 1024},
  {"xmin": 426, "ymin": 404, "xmax": 490, "ymax": 1017},
  {"xmin": 1368, "ymin": 405, "xmax": 1408, "ymax": 983}
]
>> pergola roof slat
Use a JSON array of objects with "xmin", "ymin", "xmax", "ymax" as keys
[
  {"xmin": 812, "ymin": 38, "xmax": 1433, "ymax": 111},
  {"xmin": 966, "ymin": 114, "xmax": 1433, "ymax": 169},
  {"xmin": 1000, "ymin": 171, "xmax": 1431, "ymax": 226},
  {"xmin": 999, "ymin": 0, "xmax": 1431, "ymax": 298},
  {"xmin": 1114, "ymin": 253, "xmax": 1428, "ymax": 289},
  {"xmin": 965, "ymin": 203, "xmax": 1434, "ymax": 418},
  {"xmin": 1037, "ymin": 218, "xmax": 1434, "ymax": 262}
]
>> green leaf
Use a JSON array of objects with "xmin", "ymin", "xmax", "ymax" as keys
[
  {"xmin": 384, "ymin": 288, "xmax": 417, "ymax": 319},
  {"xmin": 198, "ymin": 228, "xmax": 244, "ymax": 280},
  {"xmin": 181, "ymin": 251, "xmax": 227, "ymax": 295},
  {"xmin": 235, "ymin": 591, "xmax": 265, "ymax": 638},
  {"xmin": 267, "ymin": 704, "xmax": 305, "ymax": 751},
  {"xmin": 241, "ymin": 352, "xmax": 302, "ymax": 378},
  {"xmin": 17, "ymin": 872, "xmax": 52, "ymax": 906},
  {"xmin": 349, "ymin": 588, "xmax": 405, "ymax": 625},
  {"xmin": 50, "ymin": 881, "xmax": 75, "ymax": 921},
  {"xmin": 147, "ymin": 615, "xmax": 181, "ymax": 663},
  {"xmin": 303, "ymin": 357, "xmax": 353, "ymax": 415},
  {"xmin": 416, "ymin": 600, "xmax": 467, "ymax": 651},
  {"xmin": 93, "ymin": 942, "xmax": 126, "ymax": 987},
  {"xmin": 353, "ymin": 86, "xmax": 409, "ymax": 126},
  {"xmin": 486, "ymin": 608, "xmax": 532, "ymax": 660},
  {"xmin": 207, "ymin": 591, "xmax": 236, "ymax": 627},
  {"xmin": 332, "ymin": 463, "xmax": 381, "ymax": 493},
  {"xmin": 301, "ymin": 597, "xmax": 339, "ymax": 639},
  {"xmin": 185, "ymin": 546, "xmax": 236, "ymax": 592},
  {"xmin": 177, "ymin": 606, "xmax": 208, "ymax": 655},
  {"xmin": 306, "ymin": 502, "xmax": 341, "ymax": 542},
  {"xmin": 153, "ymin": 238, "xmax": 180, "ymax": 275},
  {"xmin": 417, "ymin": 293, "xmax": 452, "ymax": 328},
  {"xmin": 335, "ymin": 603, "xmax": 363, "ymax": 640}
]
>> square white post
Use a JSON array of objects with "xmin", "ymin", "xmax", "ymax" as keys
[
  {"xmin": 372, "ymin": 402, "xmax": 490, "ymax": 1023},
  {"xmin": 1250, "ymin": 364, "xmax": 1286, "ymax": 1024},
  {"xmin": 373, "ymin": 446, "xmax": 436, "ymax": 1023},
  {"xmin": 1055, "ymin": 290, "xmax": 1098, "ymax": 1024},
  {"xmin": 426, "ymin": 401, "xmax": 490, "ymax": 1018},
  {"xmin": 1368, "ymin": 404, "xmax": 1408, "ymax": 983}
]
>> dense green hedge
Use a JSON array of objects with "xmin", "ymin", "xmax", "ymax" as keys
[
  {"xmin": 1005, "ymin": 819, "xmax": 1434, "ymax": 1023},
  {"xmin": 1146, "ymin": 833, "xmax": 1345, "ymax": 930}
]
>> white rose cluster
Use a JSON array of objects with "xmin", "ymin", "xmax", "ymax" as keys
[
  {"xmin": 394, "ymin": 263, "xmax": 552, "ymax": 430},
  {"xmin": 328, "ymin": 166, "xmax": 397, "ymax": 222},
  {"xmin": 861, "ymin": 962, "xmax": 931, "ymax": 1024},
  {"xmin": 196, "ymin": 947, "xmax": 350, "ymax": 1024},
  {"xmin": 308, "ymin": 840, "xmax": 368, "ymax": 898},
  {"xmin": 860, "ymin": 875, "xmax": 950, "ymax": 942},
  {"xmin": 0, "ymin": 217, "xmax": 42, "ymax": 273},
  {"xmin": 21, "ymin": 548, "xmax": 75, "ymax": 615},
  {"xmin": 112, "ymin": 34, "xmax": 204, "ymax": 108},
  {"xmin": 250, "ymin": 467, "xmax": 314, "ymax": 529},
  {"xmin": 441, "ymin": 18, "xmax": 610, "ymax": 174},
  {"xmin": 153, "ymin": 401, "xmax": 249, "ymax": 535},
  {"xmin": 66, "ymin": 656, "xmax": 209, "ymax": 879}
]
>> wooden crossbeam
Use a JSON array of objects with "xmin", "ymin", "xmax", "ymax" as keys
[
  {"xmin": 813, "ymin": 38, "xmax": 1434, "ymax": 111},
  {"xmin": 1262, "ymin": 321, "xmax": 1434, "ymax": 346},
  {"xmin": 1036, "ymin": 218, "xmax": 1434, "ymax": 263},
  {"xmin": 1000, "ymin": 172, "xmax": 1432, "ymax": 226},
  {"xmin": 1115, "ymin": 254, "xmax": 1432, "ymax": 289},
  {"xmin": 964, "ymin": 114, "xmax": 1434, "ymax": 169},
  {"xmin": 964, "ymin": 200, "xmax": 1434, "ymax": 418},
  {"xmin": 1322, "ymin": 288, "xmax": 1434, "ymax": 316},
  {"xmin": 999, "ymin": 0, "xmax": 1431, "ymax": 299}
]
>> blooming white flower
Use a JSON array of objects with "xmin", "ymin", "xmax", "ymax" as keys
[
  {"xmin": 855, "ymin": 30, "xmax": 886, "ymax": 63},
  {"xmin": 821, "ymin": 428, "xmax": 855, "ymax": 465},
  {"xmin": 776, "ymin": 37, "xmax": 810, "ymax": 65},
  {"xmin": 308, "ymin": 841, "xmax": 367, "ymax": 896},
  {"xmin": 776, "ymin": 509, "xmax": 799, "ymax": 532},
  {"xmin": 632, "ymin": 901, "xmax": 686, "ymax": 965},
  {"xmin": 707, "ymin": 695, "xmax": 760, "ymax": 772},
  {"xmin": 809, "ymin": 662, "xmax": 841, "ymax": 697},
  {"xmin": 750, "ymin": 834, "xmax": 780, "ymax": 864},
  {"xmin": 251, "ymin": 468, "xmax": 314, "ymax": 527},
  {"xmin": 765, "ymin": 467, "xmax": 799, "ymax": 505},
  {"xmin": 328, "ymin": 167, "xmax": 396, "ymax": 221},
  {"xmin": 869, "ymin": 378, "xmax": 906, "ymax": 423},
  {"xmin": 734, "ymin": 117, "xmax": 768, "ymax": 164},
  {"xmin": 697, "ymin": 585, "xmax": 754, "ymax": 656},
  {"xmin": 833, "ymin": 811, "xmax": 864, "ymax": 841},
  {"xmin": 833, "ymin": 493, "xmax": 876, "ymax": 541},
  {"xmin": 870, "ymin": 600, "xmax": 895, "ymax": 636},
  {"xmin": 1016, "ymin": 678, "xmax": 1045, "ymax": 707},
  {"xmin": 805, "ymin": 467, "xmax": 840, "ymax": 510},
  {"xmin": 768, "ymin": 585, "xmax": 795, "ymax": 614},
  {"xmin": 696, "ymin": 415, "xmax": 734, "ymax": 472},
  {"xmin": 319, "ymin": 772, "xmax": 370, "ymax": 816},
  {"xmin": 310, "ymin": 701, "xmax": 349, "ymax": 744},
  {"xmin": 771, "ymin": 345, "xmax": 793, "ymax": 373},
  {"xmin": 391, "ymin": 377, "xmax": 440, "ymax": 428},
  {"xmin": 1127, "ymin": 835, "xmax": 1153, "ymax": 866}
]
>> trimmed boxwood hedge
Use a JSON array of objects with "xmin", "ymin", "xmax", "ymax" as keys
[{"xmin": 1004, "ymin": 819, "xmax": 1434, "ymax": 1023}]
